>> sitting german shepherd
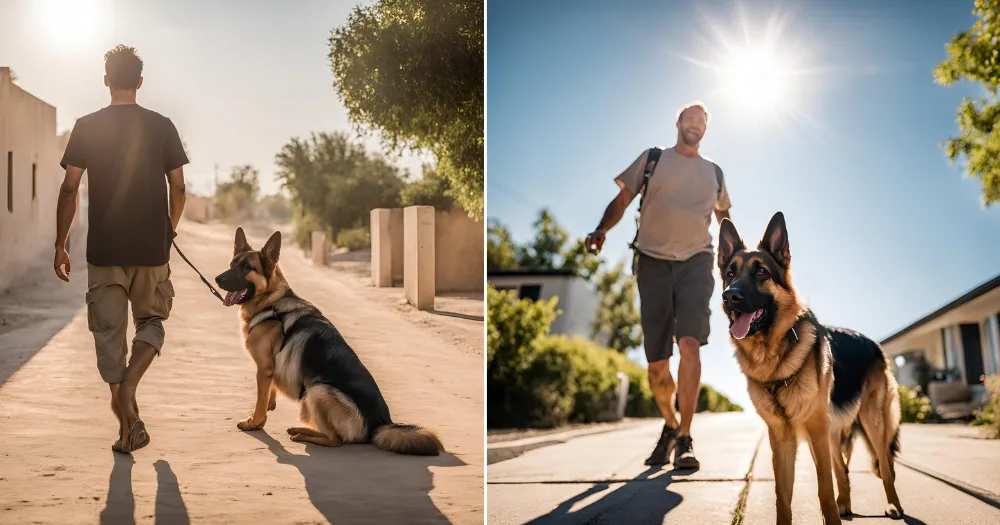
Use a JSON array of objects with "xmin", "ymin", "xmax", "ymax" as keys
[
  {"xmin": 214, "ymin": 227, "xmax": 443, "ymax": 456},
  {"xmin": 717, "ymin": 212, "xmax": 903, "ymax": 524}
]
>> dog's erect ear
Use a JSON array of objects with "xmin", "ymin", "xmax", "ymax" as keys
[
  {"xmin": 261, "ymin": 231, "xmax": 281, "ymax": 269},
  {"xmin": 758, "ymin": 211, "xmax": 791, "ymax": 268},
  {"xmin": 718, "ymin": 218, "xmax": 746, "ymax": 272},
  {"xmin": 234, "ymin": 227, "xmax": 251, "ymax": 255}
]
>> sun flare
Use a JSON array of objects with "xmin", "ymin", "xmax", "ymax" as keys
[
  {"xmin": 678, "ymin": 6, "xmax": 818, "ymax": 128},
  {"xmin": 40, "ymin": 0, "xmax": 103, "ymax": 46}
]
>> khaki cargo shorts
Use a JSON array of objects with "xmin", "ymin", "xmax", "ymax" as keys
[
  {"xmin": 636, "ymin": 251, "xmax": 714, "ymax": 363},
  {"xmin": 86, "ymin": 264, "xmax": 174, "ymax": 383}
]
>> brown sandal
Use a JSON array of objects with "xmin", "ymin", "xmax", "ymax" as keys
[{"xmin": 112, "ymin": 420, "xmax": 150, "ymax": 453}]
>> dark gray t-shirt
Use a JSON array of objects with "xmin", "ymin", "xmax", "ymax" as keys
[
  {"xmin": 61, "ymin": 104, "xmax": 188, "ymax": 267},
  {"xmin": 615, "ymin": 147, "xmax": 731, "ymax": 261}
]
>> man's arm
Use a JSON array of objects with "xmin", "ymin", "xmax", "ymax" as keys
[
  {"xmin": 596, "ymin": 186, "xmax": 637, "ymax": 232},
  {"xmin": 167, "ymin": 167, "xmax": 186, "ymax": 233},
  {"xmin": 55, "ymin": 166, "xmax": 85, "ymax": 250}
]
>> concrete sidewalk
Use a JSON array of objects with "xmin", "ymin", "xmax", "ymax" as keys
[
  {"xmin": 487, "ymin": 413, "xmax": 1000, "ymax": 524},
  {"xmin": 0, "ymin": 221, "xmax": 483, "ymax": 525}
]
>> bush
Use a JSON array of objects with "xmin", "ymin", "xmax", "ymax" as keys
[
  {"xmin": 335, "ymin": 227, "xmax": 370, "ymax": 251},
  {"xmin": 971, "ymin": 375, "xmax": 1000, "ymax": 438},
  {"xmin": 698, "ymin": 384, "xmax": 744, "ymax": 413},
  {"xmin": 899, "ymin": 385, "xmax": 934, "ymax": 423},
  {"xmin": 292, "ymin": 211, "xmax": 329, "ymax": 251}
]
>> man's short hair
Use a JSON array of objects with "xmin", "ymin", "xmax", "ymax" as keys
[
  {"xmin": 104, "ymin": 45, "xmax": 143, "ymax": 90},
  {"xmin": 677, "ymin": 101, "xmax": 710, "ymax": 123}
]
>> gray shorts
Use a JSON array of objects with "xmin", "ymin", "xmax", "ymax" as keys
[{"xmin": 636, "ymin": 251, "xmax": 714, "ymax": 362}]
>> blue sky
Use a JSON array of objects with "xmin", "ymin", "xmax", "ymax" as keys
[
  {"xmin": 487, "ymin": 0, "xmax": 1000, "ymax": 410},
  {"xmin": 0, "ymin": 0, "xmax": 428, "ymax": 196}
]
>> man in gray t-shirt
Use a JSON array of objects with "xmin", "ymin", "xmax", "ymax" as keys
[{"xmin": 585, "ymin": 102, "xmax": 732, "ymax": 468}]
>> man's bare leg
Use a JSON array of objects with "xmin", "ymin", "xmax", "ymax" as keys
[
  {"xmin": 116, "ymin": 341, "xmax": 157, "ymax": 452},
  {"xmin": 674, "ymin": 336, "xmax": 702, "ymax": 468},
  {"xmin": 644, "ymin": 360, "xmax": 680, "ymax": 465}
]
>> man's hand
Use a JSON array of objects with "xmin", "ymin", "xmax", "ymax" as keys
[
  {"xmin": 585, "ymin": 230, "xmax": 607, "ymax": 254},
  {"xmin": 54, "ymin": 247, "xmax": 71, "ymax": 282}
]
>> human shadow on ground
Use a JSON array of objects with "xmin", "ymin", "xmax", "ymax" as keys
[
  {"xmin": 522, "ymin": 466, "xmax": 686, "ymax": 525},
  {"xmin": 842, "ymin": 513, "xmax": 929, "ymax": 524},
  {"xmin": 100, "ymin": 453, "xmax": 135, "ymax": 525},
  {"xmin": 154, "ymin": 460, "xmax": 190, "ymax": 525},
  {"xmin": 248, "ymin": 429, "xmax": 467, "ymax": 524}
]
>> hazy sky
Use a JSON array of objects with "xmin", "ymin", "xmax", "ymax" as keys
[
  {"xmin": 0, "ymin": 0, "xmax": 428, "ymax": 197},
  {"xmin": 488, "ymin": 0, "xmax": 1000, "ymax": 409}
]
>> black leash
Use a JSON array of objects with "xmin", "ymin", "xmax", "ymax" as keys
[{"xmin": 171, "ymin": 239, "xmax": 226, "ymax": 304}]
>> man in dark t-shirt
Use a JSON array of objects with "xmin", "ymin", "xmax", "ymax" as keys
[{"xmin": 54, "ymin": 45, "xmax": 189, "ymax": 454}]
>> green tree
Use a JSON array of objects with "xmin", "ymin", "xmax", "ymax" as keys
[
  {"xmin": 274, "ymin": 131, "xmax": 404, "ymax": 247},
  {"xmin": 213, "ymin": 165, "xmax": 260, "ymax": 221},
  {"xmin": 934, "ymin": 0, "xmax": 1000, "ymax": 205},
  {"xmin": 517, "ymin": 209, "xmax": 569, "ymax": 270},
  {"xmin": 487, "ymin": 219, "xmax": 520, "ymax": 271},
  {"xmin": 591, "ymin": 260, "xmax": 642, "ymax": 353},
  {"xmin": 399, "ymin": 163, "xmax": 455, "ymax": 210},
  {"xmin": 328, "ymin": 0, "xmax": 484, "ymax": 219},
  {"xmin": 560, "ymin": 239, "xmax": 603, "ymax": 281}
]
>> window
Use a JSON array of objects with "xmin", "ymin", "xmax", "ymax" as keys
[
  {"xmin": 6, "ymin": 151, "xmax": 11, "ymax": 213},
  {"xmin": 31, "ymin": 163, "xmax": 36, "ymax": 200},
  {"xmin": 519, "ymin": 284, "xmax": 542, "ymax": 302}
]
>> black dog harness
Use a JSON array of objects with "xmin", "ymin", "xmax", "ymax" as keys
[{"xmin": 760, "ymin": 325, "xmax": 801, "ymax": 395}]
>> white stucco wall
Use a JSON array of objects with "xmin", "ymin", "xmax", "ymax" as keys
[
  {"xmin": 0, "ymin": 67, "xmax": 70, "ymax": 292},
  {"xmin": 488, "ymin": 273, "xmax": 601, "ymax": 341}
]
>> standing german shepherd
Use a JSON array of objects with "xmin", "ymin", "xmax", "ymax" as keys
[
  {"xmin": 717, "ymin": 212, "xmax": 903, "ymax": 524},
  {"xmin": 214, "ymin": 227, "xmax": 443, "ymax": 456}
]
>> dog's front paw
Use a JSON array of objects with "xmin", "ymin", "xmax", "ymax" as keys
[
  {"xmin": 885, "ymin": 503, "xmax": 902, "ymax": 520},
  {"xmin": 237, "ymin": 414, "xmax": 267, "ymax": 431},
  {"xmin": 838, "ymin": 503, "xmax": 852, "ymax": 517},
  {"xmin": 268, "ymin": 398, "xmax": 277, "ymax": 411}
]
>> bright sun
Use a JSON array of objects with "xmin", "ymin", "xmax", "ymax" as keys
[
  {"xmin": 679, "ymin": 6, "xmax": 815, "ymax": 127},
  {"xmin": 40, "ymin": 0, "xmax": 104, "ymax": 45},
  {"xmin": 717, "ymin": 43, "xmax": 795, "ymax": 111}
]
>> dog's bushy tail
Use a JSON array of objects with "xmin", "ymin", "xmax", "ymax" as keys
[{"xmin": 372, "ymin": 423, "xmax": 443, "ymax": 456}]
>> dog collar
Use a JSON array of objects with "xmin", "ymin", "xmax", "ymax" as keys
[{"xmin": 762, "ymin": 374, "xmax": 796, "ymax": 396}]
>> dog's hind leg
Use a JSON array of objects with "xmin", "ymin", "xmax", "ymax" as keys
[
  {"xmin": 294, "ymin": 385, "xmax": 367, "ymax": 447},
  {"xmin": 769, "ymin": 427, "xmax": 798, "ymax": 525},
  {"xmin": 830, "ymin": 425, "xmax": 852, "ymax": 516},
  {"xmin": 859, "ymin": 385, "xmax": 904, "ymax": 519}
]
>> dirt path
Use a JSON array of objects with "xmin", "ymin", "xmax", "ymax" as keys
[{"xmin": 0, "ymin": 221, "xmax": 484, "ymax": 525}]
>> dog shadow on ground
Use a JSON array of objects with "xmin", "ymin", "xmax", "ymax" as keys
[
  {"xmin": 99, "ymin": 454, "xmax": 190, "ymax": 525},
  {"xmin": 248, "ymin": 430, "xmax": 466, "ymax": 524},
  {"xmin": 523, "ymin": 466, "xmax": 686, "ymax": 525}
]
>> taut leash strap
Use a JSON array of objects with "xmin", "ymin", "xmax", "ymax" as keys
[{"xmin": 171, "ymin": 239, "xmax": 226, "ymax": 304}]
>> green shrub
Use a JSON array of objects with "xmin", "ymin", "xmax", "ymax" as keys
[
  {"xmin": 698, "ymin": 384, "xmax": 743, "ymax": 413},
  {"xmin": 899, "ymin": 385, "xmax": 934, "ymax": 423},
  {"xmin": 292, "ymin": 211, "xmax": 329, "ymax": 250},
  {"xmin": 335, "ymin": 227, "xmax": 371, "ymax": 251},
  {"xmin": 971, "ymin": 375, "xmax": 1000, "ymax": 438}
]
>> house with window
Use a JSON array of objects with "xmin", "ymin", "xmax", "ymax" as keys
[
  {"xmin": 880, "ymin": 274, "xmax": 1000, "ymax": 417},
  {"xmin": 0, "ymin": 67, "xmax": 75, "ymax": 292},
  {"xmin": 488, "ymin": 268, "xmax": 601, "ymax": 341}
]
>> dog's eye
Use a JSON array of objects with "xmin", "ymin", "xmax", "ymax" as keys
[
  {"xmin": 756, "ymin": 267, "xmax": 769, "ymax": 277},
  {"xmin": 725, "ymin": 270, "xmax": 735, "ymax": 279}
]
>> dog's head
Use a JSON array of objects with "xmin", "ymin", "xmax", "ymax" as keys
[
  {"xmin": 717, "ymin": 211, "xmax": 799, "ymax": 341},
  {"xmin": 214, "ymin": 227, "xmax": 282, "ymax": 308}
]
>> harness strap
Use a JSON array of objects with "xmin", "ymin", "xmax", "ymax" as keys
[
  {"xmin": 171, "ymin": 240, "xmax": 226, "ymax": 304},
  {"xmin": 758, "ymin": 321, "xmax": 804, "ymax": 395},
  {"xmin": 249, "ymin": 308, "xmax": 280, "ymax": 331}
]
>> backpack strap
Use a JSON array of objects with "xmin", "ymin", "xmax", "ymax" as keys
[
  {"xmin": 710, "ymin": 161, "xmax": 724, "ymax": 201},
  {"xmin": 629, "ymin": 147, "xmax": 663, "ymax": 251}
]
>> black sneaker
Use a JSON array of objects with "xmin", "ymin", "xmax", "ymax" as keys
[
  {"xmin": 644, "ymin": 424, "xmax": 678, "ymax": 465},
  {"xmin": 674, "ymin": 435, "xmax": 700, "ymax": 469}
]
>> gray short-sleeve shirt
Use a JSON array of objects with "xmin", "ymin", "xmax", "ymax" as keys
[{"xmin": 615, "ymin": 147, "xmax": 731, "ymax": 262}]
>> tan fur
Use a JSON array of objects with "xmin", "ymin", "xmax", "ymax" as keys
[
  {"xmin": 730, "ymin": 277, "xmax": 902, "ymax": 523},
  {"xmin": 229, "ymin": 229, "xmax": 442, "ymax": 456},
  {"xmin": 372, "ymin": 424, "xmax": 444, "ymax": 456}
]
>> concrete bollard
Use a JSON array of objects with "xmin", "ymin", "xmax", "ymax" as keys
[
  {"xmin": 616, "ymin": 371, "xmax": 630, "ymax": 421},
  {"xmin": 403, "ymin": 206, "xmax": 435, "ymax": 310},
  {"xmin": 371, "ymin": 209, "xmax": 393, "ymax": 287},
  {"xmin": 311, "ymin": 231, "xmax": 327, "ymax": 266}
]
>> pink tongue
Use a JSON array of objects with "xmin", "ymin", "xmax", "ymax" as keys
[
  {"xmin": 224, "ymin": 290, "xmax": 239, "ymax": 307},
  {"xmin": 730, "ymin": 312, "xmax": 754, "ymax": 339}
]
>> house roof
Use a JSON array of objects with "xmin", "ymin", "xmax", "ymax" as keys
[
  {"xmin": 487, "ymin": 268, "xmax": 576, "ymax": 278},
  {"xmin": 880, "ymin": 273, "xmax": 1000, "ymax": 345}
]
